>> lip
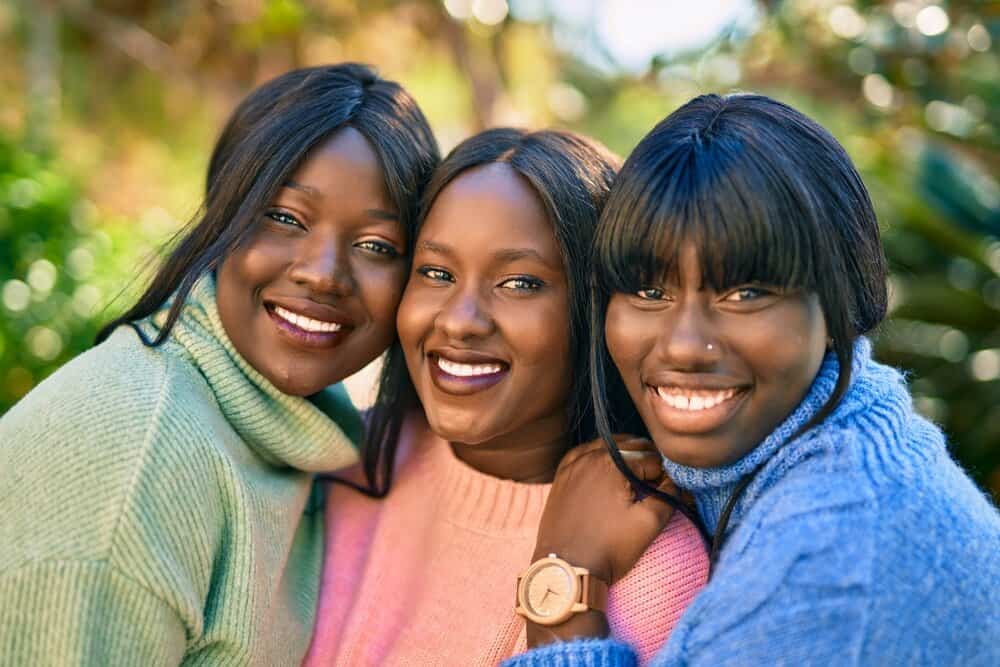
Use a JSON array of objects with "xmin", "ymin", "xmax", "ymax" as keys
[
  {"xmin": 643, "ymin": 375, "xmax": 750, "ymax": 435},
  {"xmin": 426, "ymin": 347, "xmax": 510, "ymax": 396},
  {"xmin": 263, "ymin": 296, "xmax": 355, "ymax": 350}
]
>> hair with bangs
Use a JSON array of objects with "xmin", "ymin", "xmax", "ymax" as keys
[
  {"xmin": 592, "ymin": 93, "xmax": 888, "ymax": 490},
  {"xmin": 340, "ymin": 127, "xmax": 620, "ymax": 497}
]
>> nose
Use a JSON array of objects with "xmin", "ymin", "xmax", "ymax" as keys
[
  {"xmin": 655, "ymin": 298, "xmax": 721, "ymax": 370},
  {"xmin": 287, "ymin": 237, "xmax": 353, "ymax": 296},
  {"xmin": 434, "ymin": 286, "xmax": 494, "ymax": 341}
]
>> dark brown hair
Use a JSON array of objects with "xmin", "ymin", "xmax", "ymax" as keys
[{"xmin": 97, "ymin": 63, "xmax": 439, "ymax": 345}]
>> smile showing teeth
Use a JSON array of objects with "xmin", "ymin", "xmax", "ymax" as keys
[
  {"xmin": 436, "ymin": 357, "xmax": 504, "ymax": 377},
  {"xmin": 655, "ymin": 386, "xmax": 739, "ymax": 411},
  {"xmin": 273, "ymin": 306, "xmax": 342, "ymax": 333}
]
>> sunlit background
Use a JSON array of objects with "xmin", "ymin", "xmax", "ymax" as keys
[{"xmin": 1, "ymin": 0, "xmax": 997, "ymax": 499}]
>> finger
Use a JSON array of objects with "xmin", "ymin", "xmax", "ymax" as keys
[
  {"xmin": 655, "ymin": 474, "xmax": 679, "ymax": 497},
  {"xmin": 615, "ymin": 437, "xmax": 657, "ymax": 453},
  {"xmin": 618, "ymin": 450, "xmax": 664, "ymax": 482},
  {"xmin": 638, "ymin": 482, "xmax": 679, "ymax": 524}
]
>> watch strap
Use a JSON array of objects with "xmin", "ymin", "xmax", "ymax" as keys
[{"xmin": 581, "ymin": 571, "xmax": 608, "ymax": 613}]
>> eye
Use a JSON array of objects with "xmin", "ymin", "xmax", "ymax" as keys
[
  {"xmin": 355, "ymin": 238, "xmax": 400, "ymax": 258},
  {"xmin": 722, "ymin": 286, "xmax": 773, "ymax": 302},
  {"xmin": 499, "ymin": 276, "xmax": 544, "ymax": 292},
  {"xmin": 416, "ymin": 266, "xmax": 454, "ymax": 283},
  {"xmin": 264, "ymin": 210, "xmax": 304, "ymax": 229},
  {"xmin": 636, "ymin": 287, "xmax": 666, "ymax": 300}
]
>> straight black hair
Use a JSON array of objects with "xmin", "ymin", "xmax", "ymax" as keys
[
  {"xmin": 342, "ymin": 127, "xmax": 621, "ymax": 497},
  {"xmin": 590, "ymin": 93, "xmax": 888, "ymax": 550},
  {"xmin": 97, "ymin": 63, "xmax": 439, "ymax": 346}
]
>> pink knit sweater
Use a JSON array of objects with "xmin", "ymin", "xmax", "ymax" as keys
[{"xmin": 303, "ymin": 413, "xmax": 708, "ymax": 666}]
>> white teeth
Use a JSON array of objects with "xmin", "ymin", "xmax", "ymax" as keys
[
  {"xmin": 437, "ymin": 357, "xmax": 504, "ymax": 377},
  {"xmin": 655, "ymin": 387, "xmax": 738, "ymax": 411},
  {"xmin": 273, "ymin": 306, "xmax": 342, "ymax": 333}
]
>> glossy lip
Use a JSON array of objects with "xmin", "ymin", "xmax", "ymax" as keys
[
  {"xmin": 263, "ymin": 296, "xmax": 356, "ymax": 350},
  {"xmin": 426, "ymin": 347, "xmax": 510, "ymax": 396},
  {"xmin": 643, "ymin": 373, "xmax": 751, "ymax": 435}
]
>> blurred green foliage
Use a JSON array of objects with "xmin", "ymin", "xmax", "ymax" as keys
[
  {"xmin": 0, "ymin": 137, "xmax": 142, "ymax": 405},
  {"xmin": 0, "ymin": 0, "xmax": 996, "ymax": 499}
]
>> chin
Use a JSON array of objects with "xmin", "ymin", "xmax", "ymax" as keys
[{"xmin": 427, "ymin": 417, "xmax": 493, "ymax": 445}]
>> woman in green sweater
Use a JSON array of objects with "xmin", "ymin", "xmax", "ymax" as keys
[{"xmin": 0, "ymin": 63, "xmax": 439, "ymax": 665}]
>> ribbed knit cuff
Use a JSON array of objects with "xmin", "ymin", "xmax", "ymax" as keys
[{"xmin": 500, "ymin": 639, "xmax": 638, "ymax": 667}]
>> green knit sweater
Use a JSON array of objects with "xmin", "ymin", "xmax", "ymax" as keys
[{"xmin": 0, "ymin": 276, "xmax": 363, "ymax": 666}]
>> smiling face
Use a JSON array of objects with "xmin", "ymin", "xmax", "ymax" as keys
[
  {"xmin": 216, "ymin": 126, "xmax": 407, "ymax": 396},
  {"xmin": 605, "ymin": 243, "xmax": 828, "ymax": 468},
  {"xmin": 397, "ymin": 162, "xmax": 573, "ymax": 459}
]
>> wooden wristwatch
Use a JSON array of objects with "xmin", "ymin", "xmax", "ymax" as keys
[{"xmin": 515, "ymin": 553, "xmax": 609, "ymax": 626}]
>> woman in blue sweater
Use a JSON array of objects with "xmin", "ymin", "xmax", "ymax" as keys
[{"xmin": 507, "ymin": 94, "xmax": 1000, "ymax": 665}]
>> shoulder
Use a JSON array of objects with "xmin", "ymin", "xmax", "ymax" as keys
[
  {"xmin": 0, "ymin": 327, "xmax": 230, "ymax": 572},
  {"xmin": 1, "ymin": 326, "xmax": 228, "ymax": 453}
]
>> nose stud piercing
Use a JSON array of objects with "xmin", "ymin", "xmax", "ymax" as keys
[{"xmin": 706, "ymin": 343, "xmax": 714, "ymax": 351}]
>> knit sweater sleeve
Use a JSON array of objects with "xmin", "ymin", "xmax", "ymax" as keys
[
  {"xmin": 0, "ymin": 342, "xmax": 228, "ymax": 665},
  {"xmin": 0, "ymin": 560, "xmax": 187, "ymax": 665}
]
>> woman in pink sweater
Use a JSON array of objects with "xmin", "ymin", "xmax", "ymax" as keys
[{"xmin": 304, "ymin": 129, "xmax": 709, "ymax": 666}]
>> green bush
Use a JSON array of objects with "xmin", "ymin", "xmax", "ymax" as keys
[{"xmin": 0, "ymin": 136, "xmax": 131, "ymax": 412}]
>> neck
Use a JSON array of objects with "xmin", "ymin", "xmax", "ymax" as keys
[{"xmin": 448, "ymin": 412, "xmax": 571, "ymax": 483}]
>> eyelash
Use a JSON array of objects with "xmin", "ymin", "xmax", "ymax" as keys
[
  {"xmin": 265, "ymin": 211, "xmax": 399, "ymax": 257},
  {"xmin": 723, "ymin": 286, "xmax": 775, "ymax": 302},
  {"xmin": 415, "ymin": 268, "xmax": 545, "ymax": 292},
  {"xmin": 634, "ymin": 285, "xmax": 776, "ymax": 302},
  {"xmin": 499, "ymin": 276, "xmax": 544, "ymax": 292},
  {"xmin": 265, "ymin": 210, "xmax": 303, "ymax": 229},
  {"xmin": 636, "ymin": 287, "xmax": 666, "ymax": 300},
  {"xmin": 356, "ymin": 239, "xmax": 400, "ymax": 258},
  {"xmin": 417, "ymin": 266, "xmax": 454, "ymax": 283}
]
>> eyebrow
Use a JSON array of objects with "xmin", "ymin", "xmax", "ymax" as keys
[
  {"xmin": 284, "ymin": 180, "xmax": 319, "ymax": 197},
  {"xmin": 282, "ymin": 180, "xmax": 398, "ymax": 221},
  {"xmin": 417, "ymin": 240, "xmax": 557, "ymax": 268}
]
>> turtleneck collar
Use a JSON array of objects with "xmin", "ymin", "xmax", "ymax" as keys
[
  {"xmin": 661, "ymin": 338, "xmax": 874, "ymax": 535},
  {"xmin": 137, "ymin": 274, "xmax": 363, "ymax": 472}
]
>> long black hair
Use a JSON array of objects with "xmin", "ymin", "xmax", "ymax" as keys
[
  {"xmin": 590, "ymin": 93, "xmax": 888, "ymax": 553},
  {"xmin": 343, "ymin": 127, "xmax": 621, "ymax": 497},
  {"xmin": 97, "ymin": 63, "xmax": 439, "ymax": 345}
]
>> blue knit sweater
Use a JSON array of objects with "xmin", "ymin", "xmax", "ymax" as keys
[{"xmin": 504, "ymin": 339, "xmax": 1000, "ymax": 666}]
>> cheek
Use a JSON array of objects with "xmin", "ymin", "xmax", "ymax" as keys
[
  {"xmin": 525, "ymin": 297, "xmax": 571, "ymax": 362},
  {"xmin": 604, "ymin": 298, "xmax": 645, "ymax": 388},
  {"xmin": 357, "ymin": 262, "xmax": 408, "ymax": 337},
  {"xmin": 395, "ymin": 283, "xmax": 437, "ymax": 354},
  {"xmin": 740, "ymin": 299, "xmax": 828, "ymax": 390}
]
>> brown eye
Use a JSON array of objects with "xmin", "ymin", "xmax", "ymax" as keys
[
  {"xmin": 355, "ymin": 239, "xmax": 400, "ymax": 258},
  {"xmin": 417, "ymin": 266, "xmax": 454, "ymax": 283},
  {"xmin": 636, "ymin": 287, "xmax": 666, "ymax": 300},
  {"xmin": 499, "ymin": 276, "xmax": 544, "ymax": 292},
  {"xmin": 265, "ymin": 210, "xmax": 304, "ymax": 229},
  {"xmin": 723, "ymin": 286, "xmax": 771, "ymax": 302}
]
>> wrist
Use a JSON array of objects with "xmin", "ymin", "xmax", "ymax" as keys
[{"xmin": 525, "ymin": 610, "xmax": 609, "ymax": 648}]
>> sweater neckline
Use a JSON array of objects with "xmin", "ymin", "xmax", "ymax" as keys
[
  {"xmin": 404, "ymin": 413, "xmax": 551, "ymax": 537},
  {"xmin": 138, "ymin": 274, "xmax": 362, "ymax": 472},
  {"xmin": 662, "ymin": 338, "xmax": 872, "ymax": 534}
]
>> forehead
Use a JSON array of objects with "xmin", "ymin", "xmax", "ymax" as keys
[
  {"xmin": 419, "ymin": 163, "xmax": 560, "ymax": 263},
  {"xmin": 286, "ymin": 126, "xmax": 392, "ymax": 207}
]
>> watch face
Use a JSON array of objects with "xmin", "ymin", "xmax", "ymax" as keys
[{"xmin": 523, "ymin": 562, "xmax": 574, "ymax": 618}]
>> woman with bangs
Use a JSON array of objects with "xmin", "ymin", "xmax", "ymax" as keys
[
  {"xmin": 304, "ymin": 128, "xmax": 710, "ymax": 666},
  {"xmin": 504, "ymin": 94, "xmax": 1000, "ymax": 666}
]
